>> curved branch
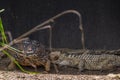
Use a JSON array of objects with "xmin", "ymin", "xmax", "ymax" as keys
[{"xmin": 15, "ymin": 10, "xmax": 85, "ymax": 49}]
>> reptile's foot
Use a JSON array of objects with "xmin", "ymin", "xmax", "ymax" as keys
[
  {"xmin": 8, "ymin": 65, "xmax": 16, "ymax": 71},
  {"xmin": 7, "ymin": 62, "xmax": 16, "ymax": 71},
  {"xmin": 55, "ymin": 67, "xmax": 59, "ymax": 73}
]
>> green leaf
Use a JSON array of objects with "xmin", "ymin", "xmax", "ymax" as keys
[{"xmin": 0, "ymin": 17, "xmax": 8, "ymax": 43}]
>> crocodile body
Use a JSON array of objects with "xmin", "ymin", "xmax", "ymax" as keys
[
  {"xmin": 8, "ymin": 39, "xmax": 50, "ymax": 72},
  {"xmin": 50, "ymin": 51, "xmax": 120, "ymax": 72}
]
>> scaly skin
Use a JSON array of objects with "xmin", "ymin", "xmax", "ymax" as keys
[{"xmin": 50, "ymin": 51, "xmax": 120, "ymax": 72}]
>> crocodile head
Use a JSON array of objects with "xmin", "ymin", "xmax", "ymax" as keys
[{"xmin": 50, "ymin": 51, "xmax": 71, "ymax": 66}]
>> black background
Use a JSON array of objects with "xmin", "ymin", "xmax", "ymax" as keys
[{"xmin": 0, "ymin": 0, "xmax": 120, "ymax": 50}]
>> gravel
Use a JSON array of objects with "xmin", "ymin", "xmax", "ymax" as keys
[{"xmin": 0, "ymin": 70, "xmax": 119, "ymax": 80}]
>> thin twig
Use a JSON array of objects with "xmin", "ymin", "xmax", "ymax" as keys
[
  {"xmin": 0, "ymin": 10, "xmax": 85, "ymax": 52},
  {"xmin": 15, "ymin": 10, "xmax": 85, "ymax": 49},
  {"xmin": 0, "ymin": 37, "xmax": 28, "ymax": 52}
]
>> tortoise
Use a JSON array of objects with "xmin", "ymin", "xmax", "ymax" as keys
[{"xmin": 7, "ymin": 38, "xmax": 51, "ymax": 72}]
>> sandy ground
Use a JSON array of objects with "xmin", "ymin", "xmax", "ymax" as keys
[{"xmin": 0, "ymin": 70, "xmax": 120, "ymax": 80}]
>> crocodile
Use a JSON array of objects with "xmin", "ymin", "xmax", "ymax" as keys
[
  {"xmin": 7, "ymin": 38, "xmax": 51, "ymax": 72},
  {"xmin": 50, "ymin": 51, "xmax": 120, "ymax": 72}
]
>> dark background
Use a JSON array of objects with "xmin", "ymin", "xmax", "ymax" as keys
[{"xmin": 0, "ymin": 0, "xmax": 120, "ymax": 50}]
